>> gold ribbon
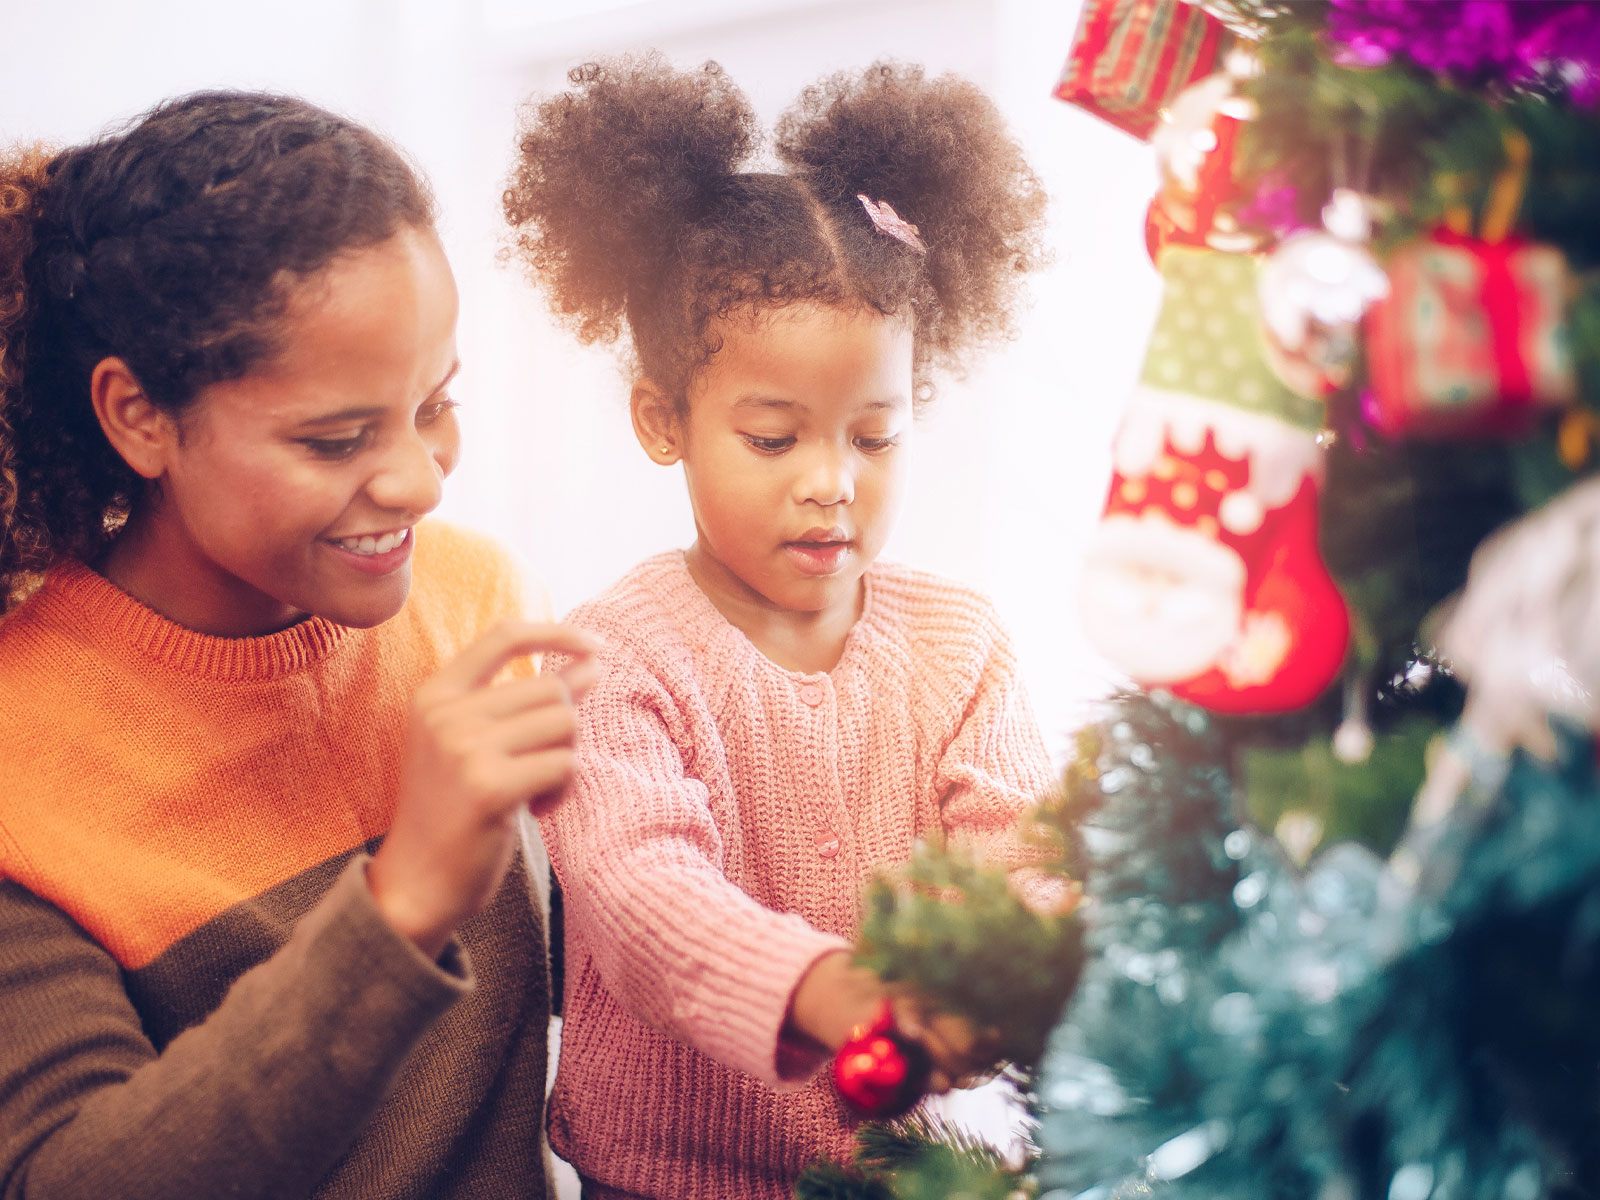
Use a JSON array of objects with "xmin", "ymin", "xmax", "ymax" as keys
[
  {"xmin": 1440, "ymin": 127, "xmax": 1532, "ymax": 243},
  {"xmin": 1558, "ymin": 408, "xmax": 1600, "ymax": 470}
]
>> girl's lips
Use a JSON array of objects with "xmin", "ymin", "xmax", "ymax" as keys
[
  {"xmin": 324, "ymin": 529, "xmax": 414, "ymax": 575},
  {"xmin": 784, "ymin": 540, "xmax": 852, "ymax": 576}
]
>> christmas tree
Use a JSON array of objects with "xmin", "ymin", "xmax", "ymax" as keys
[{"xmin": 799, "ymin": 2, "xmax": 1600, "ymax": 1196}]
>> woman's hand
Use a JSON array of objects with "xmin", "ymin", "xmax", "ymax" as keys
[
  {"xmin": 787, "ymin": 950, "xmax": 999, "ymax": 1093},
  {"xmin": 368, "ymin": 620, "xmax": 600, "ymax": 957}
]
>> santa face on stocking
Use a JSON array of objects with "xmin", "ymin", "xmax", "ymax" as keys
[{"xmin": 1080, "ymin": 248, "xmax": 1351, "ymax": 714}]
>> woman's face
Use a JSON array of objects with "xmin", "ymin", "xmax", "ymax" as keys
[{"xmin": 110, "ymin": 226, "xmax": 461, "ymax": 635}]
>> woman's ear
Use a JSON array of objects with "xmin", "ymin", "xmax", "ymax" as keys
[
  {"xmin": 90, "ymin": 357, "xmax": 178, "ymax": 481},
  {"xmin": 630, "ymin": 379, "xmax": 683, "ymax": 465}
]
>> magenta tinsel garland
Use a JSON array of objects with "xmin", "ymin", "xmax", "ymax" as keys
[{"xmin": 1324, "ymin": 0, "xmax": 1600, "ymax": 105}]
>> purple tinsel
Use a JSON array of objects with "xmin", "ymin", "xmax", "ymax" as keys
[
  {"xmin": 1325, "ymin": 0, "xmax": 1600, "ymax": 105},
  {"xmin": 1237, "ymin": 170, "xmax": 1315, "ymax": 238}
]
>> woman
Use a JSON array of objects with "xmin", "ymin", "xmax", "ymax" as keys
[{"xmin": 0, "ymin": 91, "xmax": 589, "ymax": 1199}]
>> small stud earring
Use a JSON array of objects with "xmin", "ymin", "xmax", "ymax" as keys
[{"xmin": 660, "ymin": 445, "xmax": 672, "ymax": 456}]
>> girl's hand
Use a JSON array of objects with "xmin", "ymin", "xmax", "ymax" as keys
[
  {"xmin": 787, "ymin": 950, "xmax": 999, "ymax": 1093},
  {"xmin": 368, "ymin": 620, "xmax": 600, "ymax": 957}
]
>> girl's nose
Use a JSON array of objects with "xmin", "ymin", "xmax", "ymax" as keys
[
  {"xmin": 798, "ymin": 443, "xmax": 854, "ymax": 508},
  {"xmin": 368, "ymin": 428, "xmax": 449, "ymax": 516}
]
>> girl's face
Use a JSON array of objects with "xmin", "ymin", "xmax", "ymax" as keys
[
  {"xmin": 670, "ymin": 302, "xmax": 914, "ymax": 626},
  {"xmin": 103, "ymin": 227, "xmax": 461, "ymax": 636}
]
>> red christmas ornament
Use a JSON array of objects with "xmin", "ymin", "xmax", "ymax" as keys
[{"xmin": 831, "ymin": 1002, "xmax": 930, "ymax": 1120}]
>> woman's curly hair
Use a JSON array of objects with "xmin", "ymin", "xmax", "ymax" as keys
[
  {"xmin": 0, "ymin": 91, "xmax": 434, "ymax": 613},
  {"xmin": 503, "ymin": 54, "xmax": 1047, "ymax": 406}
]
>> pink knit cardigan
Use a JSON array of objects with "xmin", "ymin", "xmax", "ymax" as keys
[{"xmin": 540, "ymin": 551, "xmax": 1055, "ymax": 1200}]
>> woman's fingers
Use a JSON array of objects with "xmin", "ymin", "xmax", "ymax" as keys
[
  {"xmin": 555, "ymin": 652, "xmax": 600, "ymax": 700},
  {"xmin": 402, "ymin": 619, "xmax": 601, "ymax": 819},
  {"xmin": 374, "ymin": 619, "xmax": 602, "ymax": 953},
  {"xmin": 470, "ymin": 657, "xmax": 598, "ymax": 720},
  {"xmin": 421, "ymin": 620, "xmax": 601, "ymax": 698},
  {"xmin": 503, "ymin": 746, "xmax": 581, "ymax": 812},
  {"xmin": 488, "ymin": 702, "xmax": 579, "ymax": 759}
]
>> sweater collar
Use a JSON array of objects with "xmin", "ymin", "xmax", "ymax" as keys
[
  {"xmin": 35, "ymin": 558, "xmax": 356, "ymax": 681},
  {"xmin": 661, "ymin": 549, "xmax": 889, "ymax": 681}
]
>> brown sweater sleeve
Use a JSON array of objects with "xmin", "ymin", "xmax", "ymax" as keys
[{"xmin": 0, "ymin": 857, "xmax": 470, "ymax": 1200}]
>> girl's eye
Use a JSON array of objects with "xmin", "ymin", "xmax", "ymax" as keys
[
  {"xmin": 419, "ymin": 397, "xmax": 461, "ymax": 425},
  {"xmin": 301, "ymin": 432, "xmax": 370, "ymax": 460},
  {"xmin": 855, "ymin": 435, "xmax": 900, "ymax": 453},
  {"xmin": 743, "ymin": 434, "xmax": 795, "ymax": 454}
]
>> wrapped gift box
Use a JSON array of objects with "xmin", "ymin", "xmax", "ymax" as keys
[
  {"xmin": 1364, "ymin": 229, "xmax": 1576, "ymax": 438},
  {"xmin": 1054, "ymin": 0, "xmax": 1232, "ymax": 140}
]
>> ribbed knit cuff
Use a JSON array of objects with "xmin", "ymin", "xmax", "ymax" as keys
[
  {"xmin": 691, "ymin": 923, "xmax": 850, "ymax": 1089},
  {"xmin": 303, "ymin": 856, "xmax": 474, "ymax": 1066}
]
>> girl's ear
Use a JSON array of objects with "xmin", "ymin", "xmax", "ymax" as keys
[
  {"xmin": 631, "ymin": 379, "xmax": 683, "ymax": 465},
  {"xmin": 90, "ymin": 357, "xmax": 179, "ymax": 480}
]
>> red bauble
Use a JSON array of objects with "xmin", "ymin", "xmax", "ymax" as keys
[{"xmin": 831, "ymin": 1004, "xmax": 931, "ymax": 1120}]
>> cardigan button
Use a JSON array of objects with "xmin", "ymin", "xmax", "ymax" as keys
[
  {"xmin": 799, "ymin": 682, "xmax": 824, "ymax": 706},
  {"xmin": 817, "ymin": 836, "xmax": 841, "ymax": 859}
]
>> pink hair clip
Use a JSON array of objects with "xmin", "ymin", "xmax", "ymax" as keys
[{"xmin": 857, "ymin": 193, "xmax": 928, "ymax": 254}]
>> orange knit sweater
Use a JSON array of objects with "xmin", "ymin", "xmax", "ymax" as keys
[{"xmin": 0, "ymin": 521, "xmax": 555, "ymax": 1200}]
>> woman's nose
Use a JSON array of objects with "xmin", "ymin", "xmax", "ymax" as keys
[{"xmin": 368, "ymin": 428, "xmax": 449, "ymax": 516}]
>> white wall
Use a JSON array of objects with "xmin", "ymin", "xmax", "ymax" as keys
[{"xmin": 0, "ymin": 0, "xmax": 1158, "ymax": 753}]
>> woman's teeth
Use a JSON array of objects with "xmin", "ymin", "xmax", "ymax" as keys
[{"xmin": 336, "ymin": 529, "xmax": 408, "ymax": 556}]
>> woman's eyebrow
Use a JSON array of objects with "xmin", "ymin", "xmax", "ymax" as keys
[{"xmin": 294, "ymin": 362, "xmax": 462, "ymax": 426}]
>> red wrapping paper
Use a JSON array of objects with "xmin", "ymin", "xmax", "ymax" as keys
[
  {"xmin": 1055, "ymin": 0, "xmax": 1230, "ymax": 140},
  {"xmin": 1364, "ymin": 229, "xmax": 1576, "ymax": 438}
]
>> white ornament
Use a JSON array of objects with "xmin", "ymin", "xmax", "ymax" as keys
[
  {"xmin": 1257, "ymin": 189, "xmax": 1390, "ymax": 398},
  {"xmin": 1435, "ymin": 475, "xmax": 1600, "ymax": 756}
]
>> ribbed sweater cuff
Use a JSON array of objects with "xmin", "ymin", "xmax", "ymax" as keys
[
  {"xmin": 309, "ymin": 857, "xmax": 474, "ymax": 1051},
  {"xmin": 690, "ymin": 923, "xmax": 850, "ymax": 1089},
  {"xmin": 1, "ymin": 859, "xmax": 478, "ymax": 1200}
]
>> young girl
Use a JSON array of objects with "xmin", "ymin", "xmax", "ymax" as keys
[
  {"xmin": 505, "ymin": 56, "xmax": 1054, "ymax": 1198},
  {"xmin": 0, "ymin": 93, "xmax": 593, "ymax": 1197}
]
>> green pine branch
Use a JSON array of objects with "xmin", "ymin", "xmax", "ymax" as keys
[
  {"xmin": 1241, "ymin": 13, "xmax": 1600, "ymax": 261},
  {"xmin": 795, "ymin": 1114, "xmax": 1029, "ymax": 1200},
  {"xmin": 854, "ymin": 826, "xmax": 1084, "ymax": 1072},
  {"xmin": 854, "ymin": 1112, "xmax": 1009, "ymax": 1175}
]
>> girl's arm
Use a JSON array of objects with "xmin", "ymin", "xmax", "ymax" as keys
[
  {"xmin": 788, "ymin": 598, "xmax": 1064, "ymax": 1093},
  {"xmin": 0, "ymin": 863, "xmax": 464, "ymax": 1200},
  {"xmin": 541, "ymin": 659, "xmax": 851, "ymax": 1088},
  {"xmin": 933, "ymin": 606, "xmax": 1069, "ymax": 909}
]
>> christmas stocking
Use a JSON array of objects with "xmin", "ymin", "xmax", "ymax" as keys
[{"xmin": 1079, "ymin": 247, "xmax": 1350, "ymax": 713}]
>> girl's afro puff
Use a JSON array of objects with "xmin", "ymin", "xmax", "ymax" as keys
[
  {"xmin": 503, "ymin": 54, "xmax": 756, "ymax": 349},
  {"xmin": 775, "ymin": 60, "xmax": 1047, "ymax": 381},
  {"xmin": 504, "ymin": 54, "xmax": 1047, "ymax": 402}
]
